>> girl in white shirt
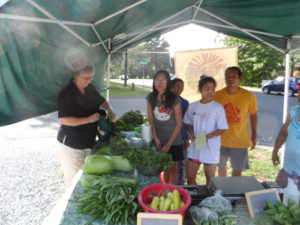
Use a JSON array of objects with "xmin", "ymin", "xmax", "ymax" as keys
[{"xmin": 183, "ymin": 76, "xmax": 228, "ymax": 185}]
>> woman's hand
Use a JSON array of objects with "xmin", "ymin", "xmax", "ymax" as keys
[
  {"xmin": 153, "ymin": 136, "xmax": 161, "ymax": 150},
  {"xmin": 105, "ymin": 112, "xmax": 117, "ymax": 123},
  {"xmin": 161, "ymin": 143, "xmax": 171, "ymax": 153},
  {"xmin": 88, "ymin": 113, "xmax": 100, "ymax": 123},
  {"xmin": 272, "ymin": 151, "xmax": 280, "ymax": 167}
]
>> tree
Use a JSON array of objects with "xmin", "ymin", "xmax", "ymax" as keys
[
  {"xmin": 110, "ymin": 52, "xmax": 123, "ymax": 78},
  {"xmin": 223, "ymin": 36, "xmax": 285, "ymax": 86},
  {"xmin": 127, "ymin": 37, "xmax": 172, "ymax": 78}
]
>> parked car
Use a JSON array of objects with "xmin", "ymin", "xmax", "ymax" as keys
[
  {"xmin": 262, "ymin": 76, "xmax": 300, "ymax": 96},
  {"xmin": 119, "ymin": 75, "xmax": 129, "ymax": 80}
]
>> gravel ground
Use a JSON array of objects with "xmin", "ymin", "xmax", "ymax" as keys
[
  {"xmin": 0, "ymin": 112, "xmax": 65, "ymax": 225},
  {"xmin": 0, "ymin": 97, "xmax": 147, "ymax": 225}
]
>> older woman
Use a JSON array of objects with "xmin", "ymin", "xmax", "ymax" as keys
[
  {"xmin": 272, "ymin": 87, "xmax": 300, "ymax": 190},
  {"xmin": 57, "ymin": 63, "xmax": 116, "ymax": 186}
]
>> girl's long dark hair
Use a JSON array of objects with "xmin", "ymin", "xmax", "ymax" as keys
[{"xmin": 148, "ymin": 70, "xmax": 177, "ymax": 110}]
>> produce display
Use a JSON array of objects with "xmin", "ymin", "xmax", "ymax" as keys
[
  {"xmin": 114, "ymin": 110, "xmax": 145, "ymax": 132},
  {"xmin": 82, "ymin": 155, "xmax": 114, "ymax": 175},
  {"xmin": 123, "ymin": 145, "xmax": 174, "ymax": 171},
  {"xmin": 76, "ymin": 175, "xmax": 141, "ymax": 225},
  {"xmin": 189, "ymin": 190, "xmax": 237, "ymax": 225},
  {"xmin": 107, "ymin": 134, "xmax": 130, "ymax": 155},
  {"xmin": 263, "ymin": 199, "xmax": 300, "ymax": 225},
  {"xmin": 148, "ymin": 189, "xmax": 185, "ymax": 211}
]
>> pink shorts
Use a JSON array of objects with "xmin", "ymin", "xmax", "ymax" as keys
[
  {"xmin": 189, "ymin": 158, "xmax": 201, "ymax": 164},
  {"xmin": 188, "ymin": 158, "xmax": 216, "ymax": 165}
]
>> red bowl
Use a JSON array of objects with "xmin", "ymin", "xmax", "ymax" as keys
[{"xmin": 138, "ymin": 183, "xmax": 191, "ymax": 217}]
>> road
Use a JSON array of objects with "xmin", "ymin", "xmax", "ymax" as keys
[{"xmin": 111, "ymin": 79, "xmax": 298, "ymax": 147}]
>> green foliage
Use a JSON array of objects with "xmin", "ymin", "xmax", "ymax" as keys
[
  {"xmin": 223, "ymin": 36, "xmax": 285, "ymax": 86},
  {"xmin": 76, "ymin": 175, "xmax": 141, "ymax": 224},
  {"xmin": 114, "ymin": 110, "xmax": 144, "ymax": 132},
  {"xmin": 123, "ymin": 145, "xmax": 174, "ymax": 170}
]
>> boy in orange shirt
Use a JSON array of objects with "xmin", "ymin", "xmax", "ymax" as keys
[{"xmin": 213, "ymin": 66, "xmax": 258, "ymax": 176}]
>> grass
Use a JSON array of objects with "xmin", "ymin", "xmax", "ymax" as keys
[
  {"xmin": 195, "ymin": 147, "xmax": 281, "ymax": 185},
  {"xmin": 101, "ymin": 81, "xmax": 150, "ymax": 97}
]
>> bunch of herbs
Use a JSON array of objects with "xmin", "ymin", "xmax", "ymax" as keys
[
  {"xmin": 76, "ymin": 175, "xmax": 141, "ymax": 225},
  {"xmin": 114, "ymin": 110, "xmax": 144, "ymax": 132},
  {"xmin": 123, "ymin": 145, "xmax": 174, "ymax": 170}
]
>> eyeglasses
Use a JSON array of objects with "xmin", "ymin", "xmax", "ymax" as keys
[
  {"xmin": 154, "ymin": 79, "xmax": 167, "ymax": 84},
  {"xmin": 82, "ymin": 76, "xmax": 94, "ymax": 81}
]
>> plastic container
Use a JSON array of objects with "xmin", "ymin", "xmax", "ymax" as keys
[
  {"xmin": 138, "ymin": 183, "xmax": 191, "ymax": 217},
  {"xmin": 283, "ymin": 174, "xmax": 300, "ymax": 206},
  {"xmin": 141, "ymin": 124, "xmax": 152, "ymax": 144}
]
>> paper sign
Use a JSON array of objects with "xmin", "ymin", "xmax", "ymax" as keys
[
  {"xmin": 195, "ymin": 131, "xmax": 207, "ymax": 149},
  {"xmin": 245, "ymin": 188, "xmax": 280, "ymax": 218},
  {"xmin": 137, "ymin": 213, "xmax": 182, "ymax": 225}
]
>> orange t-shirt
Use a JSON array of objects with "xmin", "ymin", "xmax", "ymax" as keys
[{"xmin": 213, "ymin": 88, "xmax": 257, "ymax": 148}]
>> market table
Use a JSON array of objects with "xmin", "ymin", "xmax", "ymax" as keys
[
  {"xmin": 56, "ymin": 170, "xmax": 160, "ymax": 225},
  {"xmin": 44, "ymin": 172, "xmax": 264, "ymax": 225}
]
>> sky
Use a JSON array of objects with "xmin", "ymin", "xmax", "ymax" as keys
[{"xmin": 162, "ymin": 24, "xmax": 225, "ymax": 56}]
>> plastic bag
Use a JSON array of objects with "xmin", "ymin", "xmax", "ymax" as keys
[
  {"xmin": 189, "ymin": 206, "xmax": 219, "ymax": 223},
  {"xmin": 199, "ymin": 190, "xmax": 232, "ymax": 215},
  {"xmin": 97, "ymin": 116, "xmax": 114, "ymax": 143},
  {"xmin": 120, "ymin": 131, "xmax": 138, "ymax": 137},
  {"xmin": 125, "ymin": 136, "xmax": 143, "ymax": 148}
]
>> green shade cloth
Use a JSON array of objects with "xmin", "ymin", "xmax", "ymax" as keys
[{"xmin": 1, "ymin": 0, "xmax": 300, "ymax": 125}]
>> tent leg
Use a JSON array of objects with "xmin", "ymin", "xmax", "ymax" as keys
[
  {"xmin": 280, "ymin": 38, "xmax": 291, "ymax": 167},
  {"xmin": 106, "ymin": 39, "xmax": 112, "ymax": 102},
  {"xmin": 283, "ymin": 43, "xmax": 291, "ymax": 123}
]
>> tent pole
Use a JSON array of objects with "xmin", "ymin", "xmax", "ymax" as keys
[
  {"xmin": 280, "ymin": 38, "xmax": 291, "ymax": 168},
  {"xmin": 106, "ymin": 39, "xmax": 112, "ymax": 102},
  {"xmin": 283, "ymin": 39, "xmax": 291, "ymax": 123}
]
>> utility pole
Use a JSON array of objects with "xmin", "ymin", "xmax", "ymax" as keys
[{"xmin": 124, "ymin": 49, "xmax": 128, "ymax": 87}]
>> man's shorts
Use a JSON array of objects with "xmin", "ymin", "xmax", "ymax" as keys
[{"xmin": 218, "ymin": 146, "xmax": 250, "ymax": 171}]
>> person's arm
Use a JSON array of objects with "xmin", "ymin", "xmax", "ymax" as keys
[
  {"xmin": 147, "ymin": 102, "xmax": 161, "ymax": 150},
  {"xmin": 161, "ymin": 103, "xmax": 182, "ymax": 153},
  {"xmin": 100, "ymin": 100, "xmax": 117, "ymax": 123},
  {"xmin": 59, "ymin": 113, "xmax": 100, "ymax": 126},
  {"xmin": 250, "ymin": 112, "xmax": 258, "ymax": 149},
  {"xmin": 272, "ymin": 114, "xmax": 290, "ymax": 167},
  {"xmin": 186, "ymin": 124, "xmax": 195, "ymax": 141},
  {"xmin": 207, "ymin": 129, "xmax": 226, "ymax": 139}
]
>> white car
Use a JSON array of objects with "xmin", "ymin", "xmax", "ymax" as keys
[{"xmin": 119, "ymin": 75, "xmax": 129, "ymax": 80}]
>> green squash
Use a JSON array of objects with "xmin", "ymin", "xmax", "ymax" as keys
[{"xmin": 82, "ymin": 155, "xmax": 113, "ymax": 175}]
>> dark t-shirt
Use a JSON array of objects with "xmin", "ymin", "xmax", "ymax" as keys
[{"xmin": 57, "ymin": 80, "xmax": 105, "ymax": 149}]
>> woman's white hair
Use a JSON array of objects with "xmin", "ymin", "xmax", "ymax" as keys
[{"xmin": 72, "ymin": 62, "xmax": 95, "ymax": 78}]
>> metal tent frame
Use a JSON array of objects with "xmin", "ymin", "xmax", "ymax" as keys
[{"xmin": 0, "ymin": 0, "xmax": 299, "ymax": 121}]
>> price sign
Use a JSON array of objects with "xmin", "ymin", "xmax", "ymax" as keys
[
  {"xmin": 245, "ymin": 188, "xmax": 280, "ymax": 218},
  {"xmin": 137, "ymin": 213, "xmax": 182, "ymax": 225}
]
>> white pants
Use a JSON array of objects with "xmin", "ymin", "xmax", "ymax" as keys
[{"xmin": 58, "ymin": 142, "xmax": 91, "ymax": 187}]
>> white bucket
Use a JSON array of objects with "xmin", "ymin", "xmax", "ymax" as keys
[{"xmin": 141, "ymin": 124, "xmax": 152, "ymax": 144}]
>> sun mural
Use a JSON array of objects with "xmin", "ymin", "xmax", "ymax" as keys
[
  {"xmin": 175, "ymin": 47, "xmax": 238, "ymax": 103},
  {"xmin": 184, "ymin": 53, "xmax": 227, "ymax": 92}
]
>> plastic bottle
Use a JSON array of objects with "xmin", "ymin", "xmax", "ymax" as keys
[{"xmin": 283, "ymin": 172, "xmax": 300, "ymax": 206}]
